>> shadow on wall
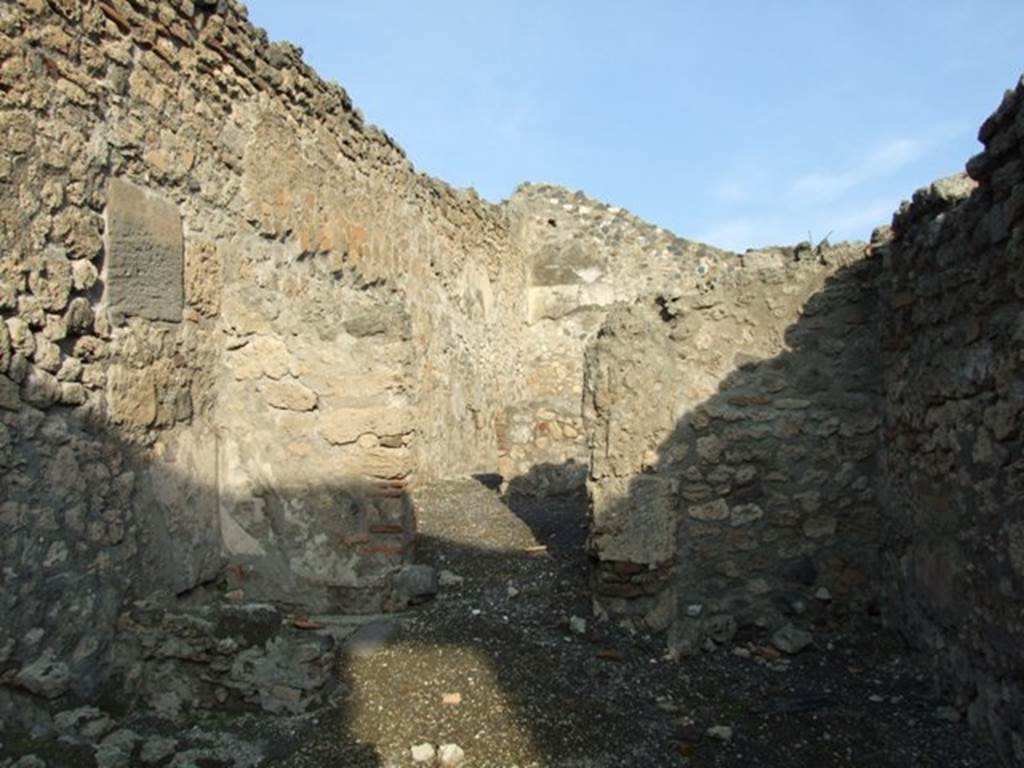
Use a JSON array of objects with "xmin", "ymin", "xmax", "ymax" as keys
[
  {"xmin": 0, "ymin": 386, "xmax": 598, "ymax": 765},
  {"xmin": 0, "ymin": 429, "xmax": 607, "ymax": 765},
  {"xmin": 580, "ymin": 252, "xmax": 886, "ymax": 651},
  {"xmin": 0, "ymin": 422, "xmax": 418, "ymax": 756},
  {"xmin": 0, "ymin": 248, "xmax": 1012, "ymax": 765}
]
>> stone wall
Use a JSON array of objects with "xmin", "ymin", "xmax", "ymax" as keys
[
  {"xmin": 502, "ymin": 184, "xmax": 732, "ymax": 494},
  {"xmin": 214, "ymin": 231, "xmax": 418, "ymax": 611},
  {"xmin": 878, "ymin": 78, "xmax": 1024, "ymax": 765},
  {"xmin": 0, "ymin": 0, "xmax": 528, "ymax": 727},
  {"xmin": 1, "ymin": 0, "xmax": 1022, "ymax": 761},
  {"xmin": 582, "ymin": 244, "xmax": 883, "ymax": 639},
  {"xmin": 580, "ymin": 77, "xmax": 1024, "ymax": 763}
]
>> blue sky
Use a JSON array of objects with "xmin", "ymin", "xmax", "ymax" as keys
[{"xmin": 244, "ymin": 1, "xmax": 1023, "ymax": 252}]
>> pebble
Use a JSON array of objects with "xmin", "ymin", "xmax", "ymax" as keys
[
  {"xmin": 569, "ymin": 616, "xmax": 587, "ymax": 635},
  {"xmin": 934, "ymin": 705, "xmax": 961, "ymax": 723},
  {"xmin": 771, "ymin": 624, "xmax": 813, "ymax": 655},
  {"xmin": 394, "ymin": 564, "xmax": 439, "ymax": 605},
  {"xmin": 438, "ymin": 743, "xmax": 466, "ymax": 766},
  {"xmin": 706, "ymin": 725, "xmax": 734, "ymax": 742},
  {"xmin": 732, "ymin": 647, "xmax": 752, "ymax": 659},
  {"xmin": 655, "ymin": 696, "xmax": 680, "ymax": 713},
  {"xmin": 438, "ymin": 570, "xmax": 464, "ymax": 588},
  {"xmin": 411, "ymin": 742, "xmax": 436, "ymax": 763},
  {"xmin": 815, "ymin": 586, "xmax": 833, "ymax": 601}
]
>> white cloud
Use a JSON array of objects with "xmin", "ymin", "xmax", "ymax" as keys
[
  {"xmin": 792, "ymin": 137, "xmax": 924, "ymax": 200},
  {"xmin": 693, "ymin": 123, "xmax": 969, "ymax": 251}
]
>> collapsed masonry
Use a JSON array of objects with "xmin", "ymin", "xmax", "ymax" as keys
[{"xmin": 0, "ymin": 0, "xmax": 1021, "ymax": 763}]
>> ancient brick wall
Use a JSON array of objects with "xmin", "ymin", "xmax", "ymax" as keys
[{"xmin": 878, "ymin": 78, "xmax": 1024, "ymax": 765}]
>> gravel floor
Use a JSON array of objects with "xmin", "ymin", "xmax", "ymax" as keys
[
  {"xmin": 272, "ymin": 478, "xmax": 1000, "ymax": 767},
  {"xmin": 3, "ymin": 478, "xmax": 1001, "ymax": 767}
]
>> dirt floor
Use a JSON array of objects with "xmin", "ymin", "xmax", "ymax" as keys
[
  {"xmin": 2, "ymin": 478, "xmax": 1003, "ymax": 767},
  {"xmin": 274, "ymin": 478, "xmax": 1001, "ymax": 767}
]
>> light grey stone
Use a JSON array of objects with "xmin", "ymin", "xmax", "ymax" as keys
[
  {"xmin": 14, "ymin": 651, "xmax": 71, "ymax": 699},
  {"xmin": 689, "ymin": 499, "xmax": 729, "ymax": 522},
  {"xmin": 54, "ymin": 707, "xmax": 115, "ymax": 742},
  {"xmin": 393, "ymin": 564, "xmax": 438, "ymax": 606},
  {"xmin": 730, "ymin": 503, "xmax": 764, "ymax": 527},
  {"xmin": 437, "ymin": 743, "xmax": 465, "ymax": 766},
  {"xmin": 28, "ymin": 249, "xmax": 72, "ymax": 312},
  {"xmin": 706, "ymin": 725, "xmax": 734, "ymax": 742},
  {"xmin": 771, "ymin": 624, "xmax": 813, "ymax": 655},
  {"xmin": 21, "ymin": 367, "xmax": 60, "ymax": 408},
  {"xmin": 438, "ymin": 569, "xmax": 464, "ymax": 588},
  {"xmin": 410, "ymin": 743, "xmax": 436, "ymax": 763},
  {"xmin": 71, "ymin": 259, "xmax": 99, "ymax": 291}
]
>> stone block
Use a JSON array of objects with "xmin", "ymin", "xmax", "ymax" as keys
[
  {"xmin": 0, "ymin": 374, "xmax": 21, "ymax": 410},
  {"xmin": 107, "ymin": 364, "xmax": 157, "ymax": 427},
  {"xmin": 688, "ymin": 498, "xmax": 729, "ymax": 522},
  {"xmin": 392, "ymin": 564, "xmax": 438, "ymax": 607},
  {"xmin": 590, "ymin": 474, "xmax": 676, "ymax": 565},
  {"xmin": 321, "ymin": 407, "xmax": 413, "ymax": 446},
  {"xmin": 229, "ymin": 336, "xmax": 292, "ymax": 380},
  {"xmin": 28, "ymin": 248, "xmax": 73, "ymax": 312},
  {"xmin": 21, "ymin": 366, "xmax": 60, "ymax": 407},
  {"xmin": 262, "ymin": 379, "xmax": 317, "ymax": 411},
  {"xmin": 184, "ymin": 241, "xmax": 222, "ymax": 318},
  {"xmin": 104, "ymin": 178, "xmax": 183, "ymax": 323},
  {"xmin": 341, "ymin": 444, "xmax": 413, "ymax": 479},
  {"xmin": 14, "ymin": 651, "xmax": 71, "ymax": 699}
]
